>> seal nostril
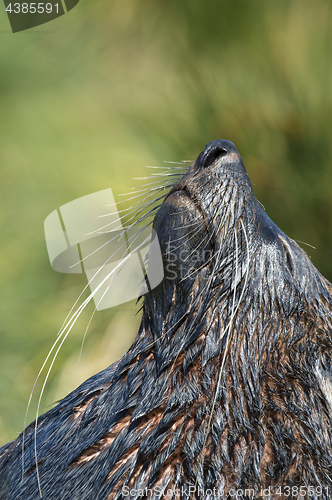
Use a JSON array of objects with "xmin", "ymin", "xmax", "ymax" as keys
[
  {"xmin": 198, "ymin": 146, "xmax": 228, "ymax": 170},
  {"xmin": 205, "ymin": 147, "xmax": 227, "ymax": 168}
]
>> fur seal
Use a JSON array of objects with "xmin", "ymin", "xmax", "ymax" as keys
[{"xmin": 1, "ymin": 139, "xmax": 332, "ymax": 500}]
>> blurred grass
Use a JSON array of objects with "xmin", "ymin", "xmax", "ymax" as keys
[{"xmin": 0, "ymin": 0, "xmax": 332, "ymax": 444}]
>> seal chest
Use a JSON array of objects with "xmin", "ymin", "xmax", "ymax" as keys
[{"xmin": 1, "ymin": 140, "xmax": 332, "ymax": 500}]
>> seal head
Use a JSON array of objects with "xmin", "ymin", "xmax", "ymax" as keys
[{"xmin": 1, "ymin": 140, "xmax": 332, "ymax": 499}]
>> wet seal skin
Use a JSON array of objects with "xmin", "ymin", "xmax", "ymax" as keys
[{"xmin": 1, "ymin": 140, "xmax": 332, "ymax": 499}]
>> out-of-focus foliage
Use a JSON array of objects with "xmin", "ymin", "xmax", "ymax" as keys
[{"xmin": 0, "ymin": 0, "xmax": 331, "ymax": 444}]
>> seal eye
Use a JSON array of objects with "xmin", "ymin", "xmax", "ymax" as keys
[{"xmin": 198, "ymin": 146, "xmax": 228, "ymax": 170}]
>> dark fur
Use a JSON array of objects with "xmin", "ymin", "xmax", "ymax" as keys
[{"xmin": 1, "ymin": 140, "xmax": 332, "ymax": 499}]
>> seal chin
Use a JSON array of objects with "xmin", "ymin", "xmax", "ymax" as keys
[
  {"xmin": 153, "ymin": 188, "xmax": 208, "ymax": 263},
  {"xmin": 164, "ymin": 187, "xmax": 204, "ymax": 218}
]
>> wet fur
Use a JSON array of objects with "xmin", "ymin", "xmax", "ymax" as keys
[{"xmin": 1, "ymin": 140, "xmax": 332, "ymax": 499}]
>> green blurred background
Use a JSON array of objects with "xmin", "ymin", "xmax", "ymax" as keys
[{"xmin": 1, "ymin": 0, "xmax": 332, "ymax": 445}]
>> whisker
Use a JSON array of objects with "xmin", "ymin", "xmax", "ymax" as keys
[
  {"xmin": 133, "ymin": 173, "xmax": 183, "ymax": 181},
  {"xmin": 293, "ymin": 239, "xmax": 316, "ymax": 250},
  {"xmin": 120, "ymin": 184, "xmax": 174, "ymax": 197},
  {"xmin": 163, "ymin": 160, "xmax": 193, "ymax": 165},
  {"xmin": 118, "ymin": 182, "xmax": 174, "ymax": 197},
  {"xmin": 147, "ymin": 164, "xmax": 187, "ymax": 170}
]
